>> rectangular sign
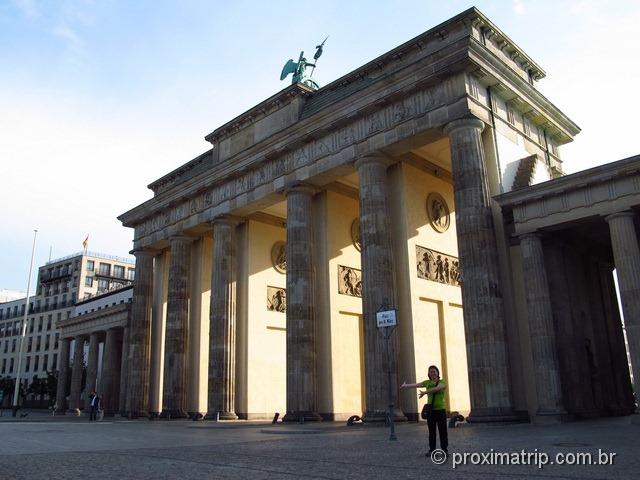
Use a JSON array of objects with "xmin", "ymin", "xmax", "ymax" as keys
[{"xmin": 376, "ymin": 309, "xmax": 397, "ymax": 328}]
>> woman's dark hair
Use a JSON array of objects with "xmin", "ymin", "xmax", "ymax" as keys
[{"xmin": 428, "ymin": 365, "xmax": 440, "ymax": 376}]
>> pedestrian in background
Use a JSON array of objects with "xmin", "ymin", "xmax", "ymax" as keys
[{"xmin": 88, "ymin": 391, "xmax": 99, "ymax": 421}]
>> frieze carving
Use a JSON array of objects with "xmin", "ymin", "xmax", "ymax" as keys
[
  {"xmin": 416, "ymin": 245, "xmax": 460, "ymax": 286},
  {"xmin": 267, "ymin": 286, "xmax": 286, "ymax": 313},
  {"xmin": 426, "ymin": 192, "xmax": 450, "ymax": 233},
  {"xmin": 350, "ymin": 218, "xmax": 361, "ymax": 252},
  {"xmin": 338, "ymin": 265, "xmax": 362, "ymax": 297},
  {"xmin": 271, "ymin": 241, "xmax": 286, "ymax": 273}
]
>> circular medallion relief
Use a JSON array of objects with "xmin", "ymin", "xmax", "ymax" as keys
[
  {"xmin": 350, "ymin": 218, "xmax": 362, "ymax": 252},
  {"xmin": 426, "ymin": 192, "xmax": 450, "ymax": 233},
  {"xmin": 271, "ymin": 241, "xmax": 286, "ymax": 273}
]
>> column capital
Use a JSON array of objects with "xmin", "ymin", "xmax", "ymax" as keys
[
  {"xmin": 604, "ymin": 210, "xmax": 635, "ymax": 223},
  {"xmin": 283, "ymin": 181, "xmax": 318, "ymax": 197},
  {"xmin": 443, "ymin": 117, "xmax": 485, "ymax": 136},
  {"xmin": 211, "ymin": 214, "xmax": 243, "ymax": 227},
  {"xmin": 168, "ymin": 234, "xmax": 196, "ymax": 244},
  {"xmin": 354, "ymin": 154, "xmax": 394, "ymax": 171},
  {"xmin": 129, "ymin": 248, "xmax": 158, "ymax": 258},
  {"xmin": 518, "ymin": 231, "xmax": 543, "ymax": 242}
]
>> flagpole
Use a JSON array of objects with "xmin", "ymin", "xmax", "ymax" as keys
[{"xmin": 12, "ymin": 229, "xmax": 38, "ymax": 416}]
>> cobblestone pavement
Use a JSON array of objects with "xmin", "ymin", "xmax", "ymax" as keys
[{"xmin": 0, "ymin": 411, "xmax": 638, "ymax": 479}]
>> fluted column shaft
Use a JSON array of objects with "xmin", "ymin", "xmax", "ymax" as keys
[
  {"xmin": 605, "ymin": 211, "xmax": 640, "ymax": 398},
  {"xmin": 68, "ymin": 335, "xmax": 85, "ymax": 412},
  {"xmin": 55, "ymin": 338, "xmax": 71, "ymax": 414},
  {"xmin": 520, "ymin": 233, "xmax": 566, "ymax": 418},
  {"xmin": 283, "ymin": 184, "xmax": 321, "ymax": 422},
  {"xmin": 444, "ymin": 118, "xmax": 515, "ymax": 422},
  {"xmin": 208, "ymin": 217, "xmax": 238, "ymax": 420},
  {"xmin": 84, "ymin": 332, "xmax": 100, "ymax": 411},
  {"xmin": 126, "ymin": 250, "xmax": 154, "ymax": 417},
  {"xmin": 118, "ymin": 326, "xmax": 129, "ymax": 416},
  {"xmin": 101, "ymin": 328, "xmax": 122, "ymax": 415},
  {"xmin": 162, "ymin": 236, "xmax": 191, "ymax": 419},
  {"xmin": 355, "ymin": 156, "xmax": 402, "ymax": 423}
]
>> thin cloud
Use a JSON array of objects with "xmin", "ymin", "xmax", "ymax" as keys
[
  {"xmin": 513, "ymin": 0, "xmax": 526, "ymax": 14},
  {"xmin": 10, "ymin": 0, "xmax": 39, "ymax": 19}
]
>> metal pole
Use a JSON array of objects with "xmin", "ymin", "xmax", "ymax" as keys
[
  {"xmin": 12, "ymin": 229, "xmax": 38, "ymax": 415},
  {"xmin": 386, "ymin": 327, "xmax": 397, "ymax": 441}
]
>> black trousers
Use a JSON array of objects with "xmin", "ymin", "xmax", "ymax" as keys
[
  {"xmin": 89, "ymin": 406, "xmax": 98, "ymax": 421},
  {"xmin": 427, "ymin": 409, "xmax": 448, "ymax": 451}
]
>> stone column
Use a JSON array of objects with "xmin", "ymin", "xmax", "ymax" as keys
[
  {"xmin": 283, "ymin": 183, "xmax": 321, "ymax": 422},
  {"xmin": 126, "ymin": 249, "xmax": 154, "ymax": 418},
  {"xmin": 162, "ymin": 236, "xmax": 192, "ymax": 419},
  {"xmin": 118, "ymin": 326, "xmax": 130, "ymax": 416},
  {"xmin": 84, "ymin": 332, "xmax": 100, "ymax": 411},
  {"xmin": 444, "ymin": 118, "xmax": 516, "ymax": 422},
  {"xmin": 55, "ymin": 338, "xmax": 71, "ymax": 414},
  {"xmin": 207, "ymin": 217, "xmax": 239, "ymax": 420},
  {"xmin": 355, "ymin": 156, "xmax": 404, "ymax": 423},
  {"xmin": 101, "ymin": 328, "xmax": 122, "ymax": 415},
  {"xmin": 68, "ymin": 335, "xmax": 85, "ymax": 413},
  {"xmin": 519, "ymin": 233, "xmax": 566, "ymax": 420},
  {"xmin": 605, "ymin": 211, "xmax": 640, "ymax": 400}
]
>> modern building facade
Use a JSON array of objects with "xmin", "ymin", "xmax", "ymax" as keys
[
  {"xmin": 118, "ymin": 8, "xmax": 637, "ymax": 423},
  {"xmin": 0, "ymin": 252, "xmax": 134, "ymax": 407}
]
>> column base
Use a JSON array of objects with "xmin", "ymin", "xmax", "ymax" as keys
[
  {"xmin": 466, "ymin": 407, "xmax": 528, "ymax": 424},
  {"xmin": 362, "ymin": 408, "xmax": 407, "ymax": 423},
  {"xmin": 282, "ymin": 411, "xmax": 323, "ymax": 423},
  {"xmin": 205, "ymin": 411, "xmax": 238, "ymax": 421},
  {"xmin": 533, "ymin": 409, "xmax": 568, "ymax": 425},
  {"xmin": 127, "ymin": 410, "xmax": 149, "ymax": 419},
  {"xmin": 161, "ymin": 409, "xmax": 188, "ymax": 419}
]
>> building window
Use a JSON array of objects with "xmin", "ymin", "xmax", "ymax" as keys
[
  {"xmin": 1, "ymin": 358, "xmax": 5, "ymax": 374},
  {"xmin": 47, "ymin": 316, "xmax": 52, "ymax": 330},
  {"xmin": 28, "ymin": 337, "xmax": 32, "ymax": 352},
  {"xmin": 36, "ymin": 336, "xmax": 41, "ymax": 352},
  {"xmin": 52, "ymin": 353, "xmax": 58, "ymax": 370},
  {"xmin": 85, "ymin": 277, "xmax": 94, "ymax": 287},
  {"xmin": 127, "ymin": 268, "xmax": 135, "ymax": 281},
  {"xmin": 97, "ymin": 279, "xmax": 109, "ymax": 292},
  {"xmin": 9, "ymin": 358, "xmax": 14, "ymax": 373},
  {"xmin": 114, "ymin": 265, "xmax": 125, "ymax": 278},
  {"xmin": 43, "ymin": 354, "xmax": 48, "ymax": 371},
  {"xmin": 38, "ymin": 317, "xmax": 43, "ymax": 332},
  {"xmin": 45, "ymin": 334, "xmax": 50, "ymax": 350},
  {"xmin": 86, "ymin": 260, "xmax": 94, "ymax": 271},
  {"xmin": 99, "ymin": 263, "xmax": 111, "ymax": 276},
  {"xmin": 12, "ymin": 338, "xmax": 16, "ymax": 352},
  {"xmin": 25, "ymin": 356, "xmax": 30, "ymax": 372},
  {"xmin": 54, "ymin": 333, "xmax": 59, "ymax": 350},
  {"xmin": 3, "ymin": 340, "xmax": 7, "ymax": 353},
  {"xmin": 29, "ymin": 318, "xmax": 35, "ymax": 334},
  {"xmin": 34, "ymin": 355, "xmax": 39, "ymax": 372}
]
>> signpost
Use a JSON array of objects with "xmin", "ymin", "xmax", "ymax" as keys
[{"xmin": 376, "ymin": 308, "xmax": 397, "ymax": 441}]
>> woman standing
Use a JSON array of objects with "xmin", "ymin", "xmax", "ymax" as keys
[{"xmin": 401, "ymin": 365, "xmax": 448, "ymax": 456}]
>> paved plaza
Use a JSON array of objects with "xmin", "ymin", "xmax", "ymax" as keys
[{"xmin": 0, "ymin": 412, "xmax": 638, "ymax": 479}]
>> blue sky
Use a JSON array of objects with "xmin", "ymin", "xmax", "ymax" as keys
[{"xmin": 1, "ymin": 0, "xmax": 639, "ymax": 293}]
